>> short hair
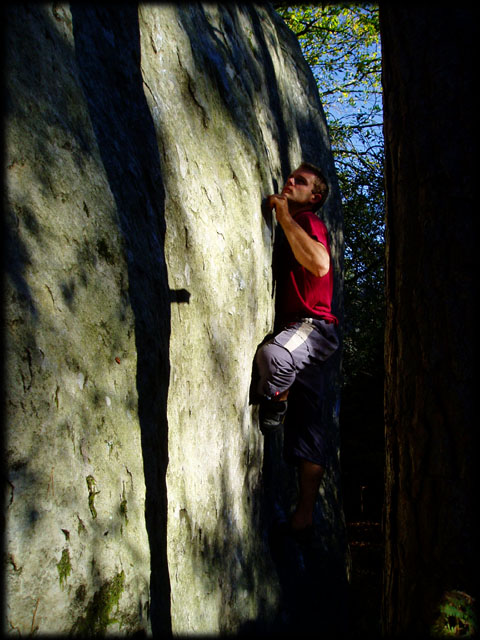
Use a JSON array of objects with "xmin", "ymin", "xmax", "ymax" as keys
[{"xmin": 298, "ymin": 161, "xmax": 329, "ymax": 210}]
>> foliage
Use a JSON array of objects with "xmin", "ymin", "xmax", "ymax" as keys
[
  {"xmin": 431, "ymin": 590, "xmax": 478, "ymax": 638},
  {"xmin": 274, "ymin": 3, "xmax": 385, "ymax": 384},
  {"xmin": 275, "ymin": 4, "xmax": 381, "ymax": 122}
]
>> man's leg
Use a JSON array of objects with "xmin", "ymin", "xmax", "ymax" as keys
[
  {"xmin": 291, "ymin": 459, "xmax": 325, "ymax": 531},
  {"xmin": 282, "ymin": 376, "xmax": 328, "ymax": 538},
  {"xmin": 254, "ymin": 339, "xmax": 296, "ymax": 401},
  {"xmin": 254, "ymin": 339, "xmax": 296, "ymax": 433},
  {"xmin": 275, "ymin": 388, "xmax": 289, "ymax": 401}
]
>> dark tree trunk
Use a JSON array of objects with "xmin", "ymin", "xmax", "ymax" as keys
[{"xmin": 380, "ymin": 6, "xmax": 477, "ymax": 636}]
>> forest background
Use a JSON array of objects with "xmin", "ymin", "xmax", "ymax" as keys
[{"xmin": 274, "ymin": 3, "xmax": 385, "ymax": 522}]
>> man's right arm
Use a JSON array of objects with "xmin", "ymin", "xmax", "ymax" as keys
[{"xmin": 266, "ymin": 195, "xmax": 330, "ymax": 278}]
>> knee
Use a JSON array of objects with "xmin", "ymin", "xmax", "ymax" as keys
[
  {"xmin": 255, "ymin": 341, "xmax": 296, "ymax": 398},
  {"xmin": 254, "ymin": 340, "xmax": 274, "ymax": 370}
]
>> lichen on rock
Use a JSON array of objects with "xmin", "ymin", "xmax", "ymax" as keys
[
  {"xmin": 57, "ymin": 548, "xmax": 72, "ymax": 589},
  {"xmin": 71, "ymin": 571, "xmax": 126, "ymax": 635}
]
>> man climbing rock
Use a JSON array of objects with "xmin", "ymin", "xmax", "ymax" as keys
[{"xmin": 255, "ymin": 162, "xmax": 339, "ymax": 544}]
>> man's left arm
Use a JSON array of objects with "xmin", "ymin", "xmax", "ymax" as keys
[{"xmin": 267, "ymin": 195, "xmax": 330, "ymax": 277}]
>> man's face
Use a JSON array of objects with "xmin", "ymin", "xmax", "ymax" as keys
[{"xmin": 281, "ymin": 168, "xmax": 321, "ymax": 212}]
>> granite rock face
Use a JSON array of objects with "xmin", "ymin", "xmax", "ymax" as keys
[{"xmin": 4, "ymin": 4, "xmax": 344, "ymax": 635}]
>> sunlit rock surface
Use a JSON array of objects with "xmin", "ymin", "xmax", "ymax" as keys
[{"xmin": 5, "ymin": 4, "xmax": 344, "ymax": 635}]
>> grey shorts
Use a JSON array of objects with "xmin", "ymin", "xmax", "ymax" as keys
[
  {"xmin": 254, "ymin": 318, "xmax": 339, "ymax": 467},
  {"xmin": 255, "ymin": 318, "xmax": 339, "ymax": 399}
]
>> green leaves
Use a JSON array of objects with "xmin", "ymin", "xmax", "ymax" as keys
[
  {"xmin": 275, "ymin": 3, "xmax": 382, "ymax": 178},
  {"xmin": 276, "ymin": 4, "xmax": 381, "ymax": 117}
]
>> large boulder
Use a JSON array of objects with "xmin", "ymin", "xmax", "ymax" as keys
[{"xmin": 4, "ymin": 4, "xmax": 344, "ymax": 635}]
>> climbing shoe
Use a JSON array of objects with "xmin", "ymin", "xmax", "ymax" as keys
[{"xmin": 259, "ymin": 399, "xmax": 288, "ymax": 434}]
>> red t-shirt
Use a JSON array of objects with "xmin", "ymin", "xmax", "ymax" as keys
[{"xmin": 275, "ymin": 210, "xmax": 337, "ymax": 325}]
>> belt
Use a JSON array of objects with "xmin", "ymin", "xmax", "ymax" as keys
[{"xmin": 300, "ymin": 316, "xmax": 335, "ymax": 325}]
